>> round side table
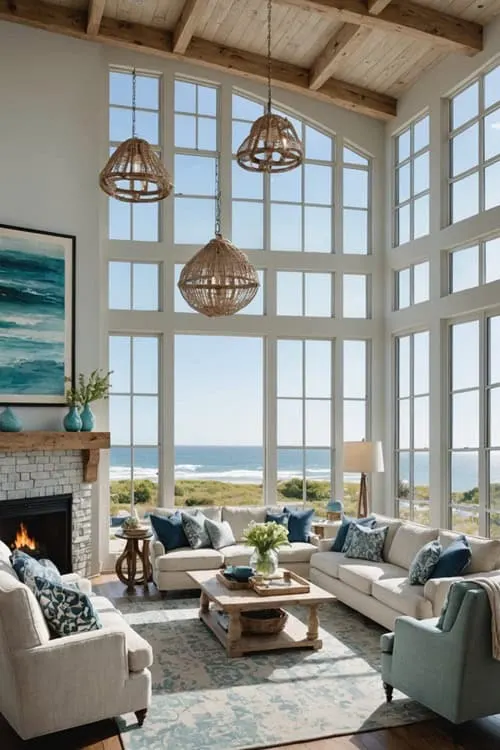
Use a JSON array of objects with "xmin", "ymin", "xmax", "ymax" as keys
[{"xmin": 115, "ymin": 530, "xmax": 153, "ymax": 593}]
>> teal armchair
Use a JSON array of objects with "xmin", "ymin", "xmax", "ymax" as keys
[{"xmin": 381, "ymin": 581, "xmax": 500, "ymax": 723}]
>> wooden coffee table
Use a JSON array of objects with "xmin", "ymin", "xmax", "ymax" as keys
[{"xmin": 188, "ymin": 569, "xmax": 335, "ymax": 658}]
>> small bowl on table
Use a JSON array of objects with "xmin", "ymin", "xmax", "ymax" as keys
[{"xmin": 224, "ymin": 565, "xmax": 253, "ymax": 582}]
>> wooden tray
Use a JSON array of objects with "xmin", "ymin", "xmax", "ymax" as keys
[
  {"xmin": 250, "ymin": 570, "xmax": 310, "ymax": 596},
  {"xmin": 216, "ymin": 571, "xmax": 251, "ymax": 590}
]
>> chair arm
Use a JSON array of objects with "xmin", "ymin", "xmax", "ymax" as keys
[
  {"xmin": 315, "ymin": 538, "xmax": 334, "ymax": 552},
  {"xmin": 392, "ymin": 615, "xmax": 458, "ymax": 665},
  {"xmin": 424, "ymin": 576, "xmax": 465, "ymax": 616},
  {"xmin": 309, "ymin": 533, "xmax": 320, "ymax": 546}
]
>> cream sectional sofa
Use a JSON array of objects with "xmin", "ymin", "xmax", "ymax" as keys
[
  {"xmin": 309, "ymin": 514, "xmax": 500, "ymax": 630},
  {"xmin": 150, "ymin": 505, "xmax": 318, "ymax": 592}
]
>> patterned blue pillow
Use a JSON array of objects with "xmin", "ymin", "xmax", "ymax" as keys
[
  {"xmin": 408, "ymin": 540, "xmax": 442, "ymax": 585},
  {"xmin": 343, "ymin": 524, "xmax": 388, "ymax": 562},
  {"xmin": 333, "ymin": 516, "xmax": 376, "ymax": 552},
  {"xmin": 32, "ymin": 576, "xmax": 101, "ymax": 637},
  {"xmin": 205, "ymin": 518, "xmax": 236, "ymax": 550},
  {"xmin": 181, "ymin": 510, "xmax": 211, "ymax": 549},
  {"xmin": 11, "ymin": 550, "xmax": 62, "ymax": 587}
]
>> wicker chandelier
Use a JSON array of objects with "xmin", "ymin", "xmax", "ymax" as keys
[
  {"xmin": 177, "ymin": 161, "xmax": 260, "ymax": 317},
  {"xmin": 236, "ymin": 0, "xmax": 303, "ymax": 174},
  {"xmin": 99, "ymin": 70, "xmax": 173, "ymax": 203}
]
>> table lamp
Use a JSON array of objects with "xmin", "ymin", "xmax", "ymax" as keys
[{"xmin": 343, "ymin": 441, "xmax": 384, "ymax": 518}]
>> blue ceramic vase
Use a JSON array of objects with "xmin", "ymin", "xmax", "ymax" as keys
[
  {"xmin": 80, "ymin": 404, "xmax": 95, "ymax": 432},
  {"xmin": 0, "ymin": 407, "xmax": 22, "ymax": 432},
  {"xmin": 63, "ymin": 406, "xmax": 82, "ymax": 432}
]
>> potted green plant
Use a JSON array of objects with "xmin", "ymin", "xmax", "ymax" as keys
[
  {"xmin": 242, "ymin": 521, "xmax": 290, "ymax": 578},
  {"xmin": 64, "ymin": 370, "xmax": 112, "ymax": 432}
]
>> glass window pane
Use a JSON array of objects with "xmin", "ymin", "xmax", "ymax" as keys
[
  {"xmin": 110, "ymin": 71, "xmax": 132, "ymax": 107},
  {"xmin": 133, "ymin": 338, "xmax": 158, "ymax": 394},
  {"xmin": 197, "ymin": 86, "xmax": 217, "ymax": 116},
  {"xmin": 135, "ymin": 75, "xmax": 159, "ymax": 110},
  {"xmin": 452, "ymin": 173, "xmax": 479, "ymax": 223},
  {"xmin": 413, "ymin": 152, "xmax": 429, "ymax": 194},
  {"xmin": 174, "ymin": 198, "xmax": 215, "ymax": 244},
  {"xmin": 109, "ymin": 107, "xmax": 132, "ymax": 142},
  {"xmin": 109, "ymin": 199, "xmax": 130, "ymax": 241},
  {"xmin": 414, "ymin": 262, "xmax": 429, "ymax": 304},
  {"xmin": 174, "ymin": 264, "xmax": 195, "ymax": 313},
  {"xmin": 484, "ymin": 110, "xmax": 500, "ymax": 161},
  {"xmin": 489, "ymin": 450, "xmax": 500, "ymax": 509},
  {"xmin": 135, "ymin": 111, "xmax": 159, "ymax": 145},
  {"xmin": 175, "ymin": 80, "xmax": 196, "ymax": 112},
  {"xmin": 343, "ymin": 168, "xmax": 368, "ymax": 208},
  {"xmin": 452, "ymin": 507, "xmax": 479, "ymax": 536},
  {"xmin": 452, "ymin": 320, "xmax": 479, "ymax": 391},
  {"xmin": 397, "ymin": 204, "xmax": 410, "ymax": 245},
  {"xmin": 485, "ymin": 65, "xmax": 500, "ymax": 109},
  {"xmin": 490, "ymin": 388, "xmax": 500, "ymax": 447},
  {"xmin": 132, "ymin": 202, "xmax": 158, "ymax": 242},
  {"xmin": 175, "ymin": 114, "xmax": 196, "ymax": 149},
  {"xmin": 305, "ymin": 340, "xmax": 331, "ymax": 398},
  {"xmin": 232, "ymin": 202, "xmax": 263, "ymax": 250},
  {"xmin": 277, "ymin": 272, "xmax": 302, "ymax": 316},
  {"xmin": 344, "ymin": 400, "xmax": 366, "ymax": 441},
  {"xmin": 278, "ymin": 399, "xmax": 303, "ymax": 446},
  {"xmin": 415, "ymin": 452, "xmax": 430, "ymax": 503},
  {"xmin": 232, "ymin": 161, "xmax": 263, "ymax": 200},
  {"xmin": 452, "ymin": 391, "xmax": 479, "ymax": 449},
  {"xmin": 414, "ymin": 395, "xmax": 429, "ymax": 449},
  {"xmin": 306, "ymin": 400, "xmax": 330, "ymax": 447},
  {"xmin": 110, "ymin": 395, "xmax": 131, "ymax": 445},
  {"xmin": 451, "ymin": 82, "xmax": 479, "ymax": 130},
  {"xmin": 485, "ymin": 237, "xmax": 500, "ymax": 284},
  {"xmin": 451, "ymin": 123, "xmax": 479, "ymax": 177},
  {"xmin": 414, "ymin": 115, "xmax": 430, "ymax": 152},
  {"xmin": 305, "ymin": 126, "xmax": 332, "ymax": 161},
  {"xmin": 343, "ymin": 274, "xmax": 367, "ymax": 318},
  {"xmin": 305, "ymin": 164, "xmax": 332, "ymax": 205},
  {"xmin": 397, "ymin": 129, "xmax": 410, "ymax": 163},
  {"xmin": 175, "ymin": 154, "xmax": 215, "ymax": 196},
  {"xmin": 414, "ymin": 331, "xmax": 429, "ymax": 395},
  {"xmin": 271, "ymin": 204, "xmax": 302, "ymax": 251},
  {"xmin": 343, "ymin": 340, "xmax": 366, "ymax": 399},
  {"xmin": 451, "ymin": 246, "xmax": 479, "ymax": 293},
  {"xmin": 304, "ymin": 206, "xmax": 332, "ymax": 253},
  {"xmin": 109, "ymin": 336, "xmax": 131, "ymax": 393},
  {"xmin": 277, "ymin": 340, "xmax": 302, "ymax": 397},
  {"xmin": 343, "ymin": 146, "xmax": 367, "ymax": 166},
  {"xmin": 233, "ymin": 121, "xmax": 250, "ymax": 153},
  {"xmin": 485, "ymin": 160, "xmax": 500, "ymax": 211},
  {"xmin": 398, "ymin": 268, "xmax": 410, "ymax": 309},
  {"xmin": 489, "ymin": 315, "xmax": 500, "ymax": 384},
  {"xmin": 398, "ymin": 336, "xmax": 410, "ymax": 398},
  {"xmin": 304, "ymin": 273, "xmax": 331, "ymax": 317},
  {"xmin": 133, "ymin": 264, "xmax": 159, "ymax": 311},
  {"xmin": 198, "ymin": 117, "xmax": 217, "ymax": 151},
  {"xmin": 398, "ymin": 399, "xmax": 410, "ymax": 450},
  {"xmin": 232, "ymin": 94, "xmax": 263, "ymax": 121},
  {"xmin": 343, "ymin": 209, "xmax": 368, "ymax": 254},
  {"xmin": 133, "ymin": 396, "xmax": 158, "ymax": 445},
  {"xmin": 413, "ymin": 195, "xmax": 429, "ymax": 239},
  {"xmin": 396, "ymin": 163, "xmax": 410, "ymax": 204},
  {"xmin": 109, "ymin": 262, "xmax": 131, "ymax": 310},
  {"xmin": 451, "ymin": 451, "xmax": 478, "ymax": 505},
  {"xmin": 270, "ymin": 168, "xmax": 302, "ymax": 203}
]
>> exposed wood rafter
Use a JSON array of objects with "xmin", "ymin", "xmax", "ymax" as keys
[
  {"xmin": 0, "ymin": 0, "xmax": 397, "ymax": 120},
  {"xmin": 173, "ymin": 0, "xmax": 204, "ymax": 54},
  {"xmin": 86, "ymin": 0, "xmax": 105, "ymax": 36},
  {"xmin": 274, "ymin": 0, "xmax": 483, "ymax": 54},
  {"xmin": 309, "ymin": 23, "xmax": 367, "ymax": 91},
  {"xmin": 367, "ymin": 0, "xmax": 393, "ymax": 13}
]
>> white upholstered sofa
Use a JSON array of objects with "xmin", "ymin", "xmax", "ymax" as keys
[
  {"xmin": 150, "ymin": 505, "xmax": 318, "ymax": 592},
  {"xmin": 309, "ymin": 514, "xmax": 500, "ymax": 630},
  {"xmin": 0, "ymin": 542, "xmax": 152, "ymax": 740}
]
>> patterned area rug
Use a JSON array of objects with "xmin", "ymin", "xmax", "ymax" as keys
[{"xmin": 114, "ymin": 592, "xmax": 432, "ymax": 750}]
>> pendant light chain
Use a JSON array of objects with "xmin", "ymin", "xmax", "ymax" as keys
[
  {"xmin": 215, "ymin": 156, "xmax": 221, "ymax": 237},
  {"xmin": 132, "ymin": 68, "xmax": 137, "ymax": 138},
  {"xmin": 267, "ymin": 0, "xmax": 272, "ymax": 114}
]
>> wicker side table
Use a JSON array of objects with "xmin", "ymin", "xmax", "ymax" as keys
[{"xmin": 114, "ymin": 530, "xmax": 153, "ymax": 593}]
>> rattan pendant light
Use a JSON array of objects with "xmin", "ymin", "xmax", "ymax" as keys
[
  {"xmin": 177, "ymin": 161, "xmax": 260, "ymax": 317},
  {"xmin": 236, "ymin": 0, "xmax": 303, "ymax": 173},
  {"xmin": 99, "ymin": 69, "xmax": 173, "ymax": 203}
]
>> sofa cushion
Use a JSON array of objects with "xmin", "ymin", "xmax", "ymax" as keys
[
  {"xmin": 181, "ymin": 510, "xmax": 211, "ymax": 549},
  {"xmin": 371, "ymin": 577, "xmax": 433, "ymax": 619},
  {"xmin": 309, "ymin": 551, "xmax": 345, "ymax": 579},
  {"xmin": 331, "ymin": 515, "xmax": 375, "ymax": 552},
  {"xmin": 430, "ymin": 535, "xmax": 471, "ymax": 578},
  {"xmin": 156, "ymin": 547, "xmax": 224, "ymax": 572},
  {"xmin": 221, "ymin": 544, "xmax": 253, "ymax": 566},
  {"xmin": 151, "ymin": 512, "xmax": 188, "ymax": 551},
  {"xmin": 99, "ymin": 610, "xmax": 153, "ymax": 672},
  {"xmin": 439, "ymin": 530, "xmax": 500, "ymax": 574},
  {"xmin": 284, "ymin": 507, "xmax": 314, "ymax": 543},
  {"xmin": 386, "ymin": 523, "xmax": 439, "ymax": 570},
  {"xmin": 408, "ymin": 540, "xmax": 442, "ymax": 585},
  {"xmin": 0, "ymin": 570, "xmax": 51, "ymax": 648},
  {"xmin": 338, "ymin": 560, "xmax": 408, "ymax": 596},
  {"xmin": 32, "ymin": 577, "xmax": 102, "ymax": 638},
  {"xmin": 153, "ymin": 506, "xmax": 222, "ymax": 523},
  {"xmin": 278, "ymin": 542, "xmax": 317, "ymax": 564},
  {"xmin": 205, "ymin": 518, "xmax": 236, "ymax": 550},
  {"xmin": 222, "ymin": 507, "xmax": 267, "ymax": 541},
  {"xmin": 372, "ymin": 514, "xmax": 403, "ymax": 560}
]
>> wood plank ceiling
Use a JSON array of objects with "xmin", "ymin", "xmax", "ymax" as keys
[{"xmin": 1, "ymin": 0, "xmax": 499, "ymax": 119}]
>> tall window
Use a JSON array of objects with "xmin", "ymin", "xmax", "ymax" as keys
[
  {"xmin": 395, "ymin": 261, "xmax": 430, "ymax": 310},
  {"xmin": 449, "ymin": 315, "xmax": 500, "ymax": 537},
  {"xmin": 108, "ymin": 69, "xmax": 161, "ymax": 241},
  {"xmin": 277, "ymin": 272, "xmax": 333, "ymax": 317},
  {"xmin": 395, "ymin": 331, "xmax": 430, "ymax": 525},
  {"xmin": 343, "ymin": 146, "xmax": 370, "ymax": 254},
  {"xmin": 109, "ymin": 335, "xmax": 160, "ymax": 520},
  {"xmin": 394, "ymin": 114, "xmax": 430, "ymax": 245},
  {"xmin": 277, "ymin": 339, "xmax": 333, "ymax": 512},
  {"xmin": 449, "ymin": 64, "xmax": 500, "ymax": 224},
  {"xmin": 449, "ymin": 235, "xmax": 500, "ymax": 294},
  {"xmin": 343, "ymin": 340, "xmax": 368, "ymax": 514}
]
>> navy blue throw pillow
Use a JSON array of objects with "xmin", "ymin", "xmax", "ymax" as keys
[
  {"xmin": 283, "ymin": 507, "xmax": 314, "ymax": 543},
  {"xmin": 430, "ymin": 535, "xmax": 471, "ymax": 579},
  {"xmin": 331, "ymin": 515, "xmax": 376, "ymax": 552},
  {"xmin": 265, "ymin": 512, "xmax": 289, "ymax": 528},
  {"xmin": 151, "ymin": 512, "xmax": 188, "ymax": 551}
]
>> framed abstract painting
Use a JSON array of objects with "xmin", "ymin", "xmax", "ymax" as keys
[{"xmin": 0, "ymin": 224, "xmax": 75, "ymax": 405}]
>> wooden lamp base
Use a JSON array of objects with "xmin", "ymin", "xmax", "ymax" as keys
[{"xmin": 357, "ymin": 472, "xmax": 368, "ymax": 518}]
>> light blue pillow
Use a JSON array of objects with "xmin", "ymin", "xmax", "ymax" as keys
[
  {"xmin": 11, "ymin": 550, "xmax": 62, "ymax": 587},
  {"xmin": 205, "ymin": 518, "xmax": 236, "ymax": 550},
  {"xmin": 32, "ymin": 576, "xmax": 101, "ymax": 638},
  {"xmin": 408, "ymin": 540, "xmax": 442, "ymax": 585},
  {"xmin": 181, "ymin": 510, "xmax": 211, "ymax": 549},
  {"xmin": 343, "ymin": 524, "xmax": 388, "ymax": 562}
]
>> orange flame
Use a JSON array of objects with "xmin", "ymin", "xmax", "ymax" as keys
[{"xmin": 13, "ymin": 523, "xmax": 37, "ymax": 551}]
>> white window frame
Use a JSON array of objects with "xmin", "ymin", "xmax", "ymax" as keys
[
  {"xmin": 394, "ymin": 260, "xmax": 430, "ymax": 310},
  {"xmin": 393, "ymin": 113, "xmax": 430, "ymax": 247}
]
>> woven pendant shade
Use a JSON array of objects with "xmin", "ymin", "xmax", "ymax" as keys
[
  {"xmin": 236, "ymin": 113, "xmax": 303, "ymax": 173},
  {"xmin": 99, "ymin": 137, "xmax": 173, "ymax": 203},
  {"xmin": 178, "ymin": 234, "xmax": 260, "ymax": 317}
]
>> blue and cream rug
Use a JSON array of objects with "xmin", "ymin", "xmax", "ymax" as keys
[{"xmin": 114, "ymin": 593, "xmax": 432, "ymax": 750}]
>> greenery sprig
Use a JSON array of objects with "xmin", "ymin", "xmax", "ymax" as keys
[
  {"xmin": 242, "ymin": 521, "xmax": 290, "ymax": 554},
  {"xmin": 65, "ymin": 369, "xmax": 113, "ymax": 407}
]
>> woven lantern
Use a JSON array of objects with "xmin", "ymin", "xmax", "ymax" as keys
[
  {"xmin": 178, "ymin": 234, "xmax": 260, "ymax": 317},
  {"xmin": 236, "ymin": 0, "xmax": 303, "ymax": 174},
  {"xmin": 99, "ymin": 69, "xmax": 173, "ymax": 203}
]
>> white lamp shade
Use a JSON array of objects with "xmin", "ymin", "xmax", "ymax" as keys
[{"xmin": 343, "ymin": 441, "xmax": 384, "ymax": 473}]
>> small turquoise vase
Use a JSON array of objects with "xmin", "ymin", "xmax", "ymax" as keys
[
  {"xmin": 80, "ymin": 404, "xmax": 95, "ymax": 432},
  {"xmin": 0, "ymin": 407, "xmax": 22, "ymax": 432},
  {"xmin": 63, "ymin": 406, "xmax": 82, "ymax": 432}
]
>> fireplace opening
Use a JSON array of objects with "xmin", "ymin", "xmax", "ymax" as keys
[{"xmin": 0, "ymin": 494, "xmax": 72, "ymax": 573}]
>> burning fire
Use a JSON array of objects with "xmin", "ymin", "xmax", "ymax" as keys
[{"xmin": 13, "ymin": 523, "xmax": 37, "ymax": 551}]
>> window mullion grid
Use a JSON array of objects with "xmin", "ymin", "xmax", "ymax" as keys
[
  {"xmin": 330, "ymin": 339, "xmax": 336, "ymax": 502},
  {"xmin": 409, "ymin": 124, "xmax": 415, "ymax": 242},
  {"xmin": 409, "ymin": 334, "xmax": 415, "ymax": 520},
  {"xmin": 479, "ymin": 75, "xmax": 486, "ymax": 213},
  {"xmin": 336, "ymin": 142, "xmax": 342, "ymax": 254},
  {"xmin": 129, "ymin": 336, "xmax": 135, "ymax": 513},
  {"xmin": 480, "ymin": 314, "xmax": 488, "ymax": 535},
  {"xmin": 394, "ymin": 337, "xmax": 401, "ymax": 516},
  {"xmin": 302, "ymin": 340, "xmax": 307, "ymax": 503}
]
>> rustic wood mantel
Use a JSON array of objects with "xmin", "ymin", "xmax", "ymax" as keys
[{"xmin": 0, "ymin": 432, "xmax": 110, "ymax": 483}]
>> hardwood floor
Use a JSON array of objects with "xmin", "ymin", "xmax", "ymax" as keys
[{"xmin": 3, "ymin": 575, "xmax": 500, "ymax": 750}]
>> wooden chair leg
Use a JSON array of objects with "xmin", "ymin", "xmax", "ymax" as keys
[
  {"xmin": 383, "ymin": 682, "xmax": 394, "ymax": 703},
  {"xmin": 135, "ymin": 708, "xmax": 148, "ymax": 726}
]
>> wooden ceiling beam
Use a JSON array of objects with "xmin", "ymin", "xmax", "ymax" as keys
[
  {"xmin": 86, "ymin": 0, "xmax": 105, "ymax": 36},
  {"xmin": 173, "ymin": 0, "xmax": 204, "ymax": 54},
  {"xmin": 367, "ymin": 0, "xmax": 392, "ymax": 13},
  {"xmin": 0, "ymin": 0, "xmax": 397, "ymax": 120},
  {"xmin": 274, "ymin": 0, "xmax": 483, "ymax": 54},
  {"xmin": 309, "ymin": 23, "xmax": 368, "ymax": 91}
]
